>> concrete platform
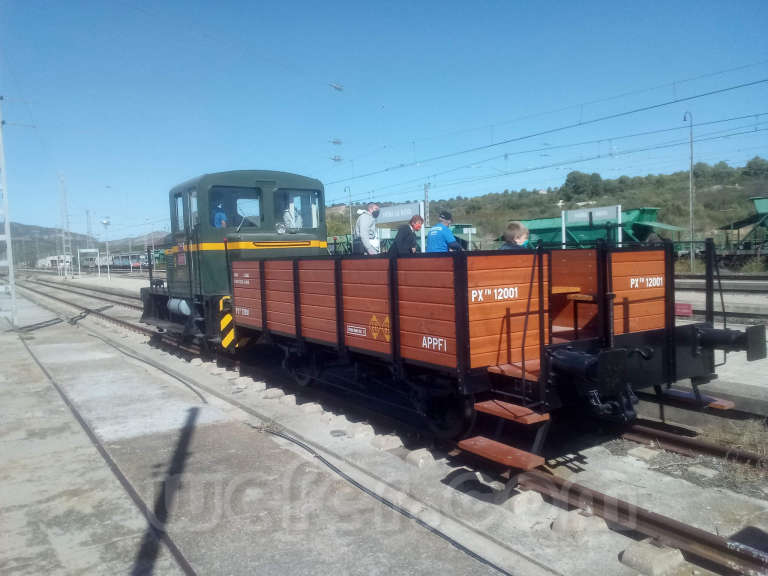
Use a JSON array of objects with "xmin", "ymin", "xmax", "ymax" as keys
[
  {"xmin": 0, "ymin": 300, "xmax": 183, "ymax": 575},
  {"xmin": 1, "ymin": 298, "xmax": 503, "ymax": 575}
]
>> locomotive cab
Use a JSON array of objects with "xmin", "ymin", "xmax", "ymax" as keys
[{"xmin": 141, "ymin": 170, "xmax": 327, "ymax": 347}]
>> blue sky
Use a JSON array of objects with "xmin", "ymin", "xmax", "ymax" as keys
[{"xmin": 1, "ymin": 0, "xmax": 766, "ymax": 238}]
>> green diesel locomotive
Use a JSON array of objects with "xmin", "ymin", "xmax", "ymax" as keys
[{"xmin": 142, "ymin": 170, "xmax": 327, "ymax": 346}]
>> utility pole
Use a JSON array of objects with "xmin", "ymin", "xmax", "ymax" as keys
[
  {"xmin": 683, "ymin": 111, "xmax": 695, "ymax": 272},
  {"xmin": 144, "ymin": 217, "xmax": 154, "ymax": 268},
  {"xmin": 346, "ymin": 185, "xmax": 353, "ymax": 238},
  {"xmin": 59, "ymin": 175, "xmax": 72, "ymax": 277},
  {"xmin": 0, "ymin": 95, "xmax": 17, "ymax": 327},
  {"xmin": 86, "ymin": 210, "xmax": 93, "ymax": 248},
  {"xmin": 102, "ymin": 218, "xmax": 111, "ymax": 280},
  {"xmin": 424, "ymin": 182, "xmax": 431, "ymax": 227}
]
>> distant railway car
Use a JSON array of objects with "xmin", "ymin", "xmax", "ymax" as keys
[
  {"xmin": 111, "ymin": 252, "xmax": 147, "ymax": 270},
  {"xmin": 142, "ymin": 170, "xmax": 766, "ymax": 468}
]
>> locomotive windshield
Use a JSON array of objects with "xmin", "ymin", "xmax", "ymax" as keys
[
  {"xmin": 209, "ymin": 185, "xmax": 262, "ymax": 229},
  {"xmin": 275, "ymin": 189, "xmax": 320, "ymax": 234}
]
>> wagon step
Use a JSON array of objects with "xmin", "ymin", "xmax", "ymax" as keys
[
  {"xmin": 458, "ymin": 435, "xmax": 545, "ymax": 470},
  {"xmin": 474, "ymin": 399, "xmax": 550, "ymax": 425},
  {"xmin": 487, "ymin": 360, "xmax": 541, "ymax": 382},
  {"xmin": 659, "ymin": 387, "xmax": 735, "ymax": 410}
]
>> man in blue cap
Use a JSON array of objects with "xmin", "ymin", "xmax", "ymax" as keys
[
  {"xmin": 426, "ymin": 210, "xmax": 461, "ymax": 252},
  {"xmin": 212, "ymin": 201, "xmax": 228, "ymax": 228}
]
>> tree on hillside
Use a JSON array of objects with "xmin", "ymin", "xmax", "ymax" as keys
[
  {"xmin": 711, "ymin": 161, "xmax": 732, "ymax": 184},
  {"xmin": 562, "ymin": 171, "xmax": 590, "ymax": 200},
  {"xmin": 589, "ymin": 173, "xmax": 603, "ymax": 197},
  {"xmin": 744, "ymin": 156, "xmax": 768, "ymax": 178},
  {"xmin": 693, "ymin": 162, "xmax": 712, "ymax": 181},
  {"xmin": 561, "ymin": 171, "xmax": 604, "ymax": 200}
]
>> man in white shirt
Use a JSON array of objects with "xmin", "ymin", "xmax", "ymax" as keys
[
  {"xmin": 353, "ymin": 203, "xmax": 380, "ymax": 255},
  {"xmin": 282, "ymin": 199, "xmax": 303, "ymax": 229}
]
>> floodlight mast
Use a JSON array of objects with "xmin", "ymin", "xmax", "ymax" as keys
[
  {"xmin": 0, "ymin": 95, "xmax": 17, "ymax": 327},
  {"xmin": 101, "ymin": 218, "xmax": 111, "ymax": 280}
]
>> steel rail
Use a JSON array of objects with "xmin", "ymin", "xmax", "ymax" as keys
[
  {"xmin": 674, "ymin": 279, "xmax": 768, "ymax": 294},
  {"xmin": 31, "ymin": 279, "xmax": 143, "ymax": 310},
  {"xmin": 16, "ymin": 282, "xmax": 152, "ymax": 335},
  {"xmin": 676, "ymin": 274, "xmax": 768, "ymax": 282},
  {"xmin": 623, "ymin": 423, "xmax": 766, "ymax": 466},
  {"xmin": 16, "ymin": 282, "xmax": 204, "ymax": 362},
  {"xmin": 518, "ymin": 469, "xmax": 768, "ymax": 575}
]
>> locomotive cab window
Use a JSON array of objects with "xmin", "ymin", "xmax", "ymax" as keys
[
  {"xmin": 173, "ymin": 193, "xmax": 185, "ymax": 233},
  {"xmin": 209, "ymin": 185, "xmax": 262, "ymax": 230},
  {"xmin": 189, "ymin": 189, "xmax": 198, "ymax": 228},
  {"xmin": 275, "ymin": 189, "xmax": 320, "ymax": 234}
]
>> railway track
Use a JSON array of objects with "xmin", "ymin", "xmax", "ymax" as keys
[
  {"xmin": 518, "ymin": 470, "xmax": 768, "ymax": 575},
  {"xmin": 16, "ymin": 281, "xmax": 151, "ymax": 335},
  {"xmin": 13, "ymin": 280, "xmax": 768, "ymax": 575},
  {"xmin": 676, "ymin": 274, "xmax": 768, "ymax": 281},
  {"xmin": 15, "ymin": 280, "xmax": 204, "ymax": 357},
  {"xmin": 623, "ymin": 421, "xmax": 766, "ymax": 466},
  {"xmin": 675, "ymin": 278, "xmax": 768, "ymax": 293},
  {"xmin": 29, "ymin": 278, "xmax": 143, "ymax": 310}
]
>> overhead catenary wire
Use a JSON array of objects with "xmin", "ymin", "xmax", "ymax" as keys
[
  {"xmin": 334, "ymin": 121, "xmax": 768, "ymax": 204},
  {"xmin": 327, "ymin": 111, "xmax": 768, "ymax": 204},
  {"xmin": 339, "ymin": 124, "xmax": 768, "ymax": 204},
  {"xmin": 322, "ymin": 56, "xmax": 768, "ymax": 174},
  {"xmin": 326, "ymin": 77, "xmax": 768, "ymax": 186},
  {"xmin": 420, "ymin": 125, "xmax": 768, "ymax": 193}
]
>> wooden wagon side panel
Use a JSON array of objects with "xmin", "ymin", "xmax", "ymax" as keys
[
  {"xmin": 342, "ymin": 259, "xmax": 392, "ymax": 356},
  {"xmin": 549, "ymin": 249, "xmax": 598, "ymax": 338},
  {"xmin": 466, "ymin": 253, "xmax": 549, "ymax": 369},
  {"xmin": 264, "ymin": 260, "xmax": 295, "ymax": 336},
  {"xmin": 397, "ymin": 257, "xmax": 457, "ymax": 368},
  {"xmin": 298, "ymin": 259, "xmax": 337, "ymax": 345},
  {"xmin": 232, "ymin": 261, "xmax": 263, "ymax": 329},
  {"xmin": 610, "ymin": 250, "xmax": 667, "ymax": 334}
]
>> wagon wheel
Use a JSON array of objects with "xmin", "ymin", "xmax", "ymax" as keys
[
  {"xmin": 425, "ymin": 395, "xmax": 476, "ymax": 440},
  {"xmin": 292, "ymin": 364, "xmax": 314, "ymax": 387},
  {"xmin": 284, "ymin": 350, "xmax": 318, "ymax": 387}
]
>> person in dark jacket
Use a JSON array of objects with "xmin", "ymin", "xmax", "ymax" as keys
[
  {"xmin": 500, "ymin": 221, "xmax": 530, "ymax": 249},
  {"xmin": 390, "ymin": 215, "xmax": 424, "ymax": 255}
]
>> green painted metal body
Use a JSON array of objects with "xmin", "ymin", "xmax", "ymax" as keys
[
  {"xmin": 752, "ymin": 196, "xmax": 768, "ymax": 216},
  {"xmin": 520, "ymin": 207, "xmax": 681, "ymax": 247},
  {"xmin": 717, "ymin": 196, "xmax": 768, "ymax": 251},
  {"xmin": 165, "ymin": 170, "xmax": 326, "ymax": 300}
]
